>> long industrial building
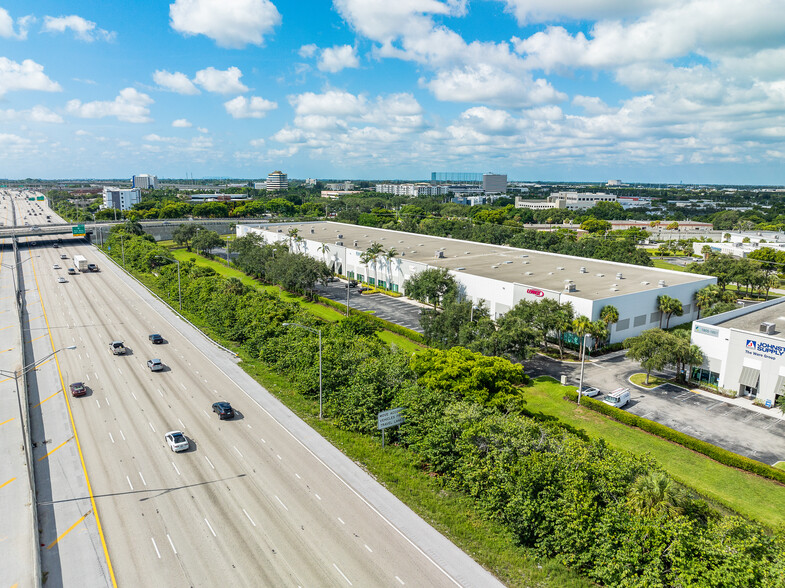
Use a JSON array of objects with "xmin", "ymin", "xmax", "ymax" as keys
[{"xmin": 237, "ymin": 222, "xmax": 717, "ymax": 343}]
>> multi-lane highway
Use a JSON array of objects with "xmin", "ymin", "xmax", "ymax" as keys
[{"xmin": 2, "ymin": 190, "xmax": 503, "ymax": 587}]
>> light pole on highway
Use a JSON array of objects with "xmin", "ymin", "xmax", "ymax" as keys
[
  {"xmin": 153, "ymin": 255, "xmax": 182, "ymax": 311},
  {"xmin": 282, "ymin": 322, "xmax": 323, "ymax": 419}
]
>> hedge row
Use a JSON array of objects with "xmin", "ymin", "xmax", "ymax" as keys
[
  {"xmin": 565, "ymin": 390, "xmax": 785, "ymax": 485},
  {"xmin": 316, "ymin": 294, "xmax": 426, "ymax": 344}
]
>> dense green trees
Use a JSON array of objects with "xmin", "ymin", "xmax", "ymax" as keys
[
  {"xmin": 624, "ymin": 329, "xmax": 704, "ymax": 384},
  {"xmin": 403, "ymin": 268, "xmax": 458, "ymax": 308}
]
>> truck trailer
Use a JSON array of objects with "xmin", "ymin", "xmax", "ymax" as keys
[{"xmin": 73, "ymin": 255, "xmax": 88, "ymax": 272}]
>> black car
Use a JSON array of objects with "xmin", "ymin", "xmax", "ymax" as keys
[
  {"xmin": 212, "ymin": 402, "xmax": 235, "ymax": 420},
  {"xmin": 348, "ymin": 279, "xmax": 358, "ymax": 287},
  {"xmin": 149, "ymin": 333, "xmax": 164, "ymax": 344}
]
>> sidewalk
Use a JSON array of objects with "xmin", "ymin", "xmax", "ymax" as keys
[{"xmin": 689, "ymin": 386, "xmax": 785, "ymax": 420}]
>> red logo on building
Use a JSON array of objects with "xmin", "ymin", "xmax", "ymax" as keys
[{"xmin": 526, "ymin": 288, "xmax": 545, "ymax": 297}]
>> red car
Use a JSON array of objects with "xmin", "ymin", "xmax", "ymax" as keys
[{"xmin": 69, "ymin": 382, "xmax": 86, "ymax": 397}]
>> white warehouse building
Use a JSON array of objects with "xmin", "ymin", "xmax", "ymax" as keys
[{"xmin": 237, "ymin": 222, "xmax": 716, "ymax": 344}]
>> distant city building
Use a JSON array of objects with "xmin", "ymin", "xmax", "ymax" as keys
[
  {"xmin": 607, "ymin": 179, "xmax": 623, "ymax": 186},
  {"xmin": 482, "ymin": 173, "xmax": 507, "ymax": 193},
  {"xmin": 325, "ymin": 181, "xmax": 355, "ymax": 191},
  {"xmin": 189, "ymin": 193, "xmax": 251, "ymax": 203},
  {"xmin": 376, "ymin": 183, "xmax": 486, "ymax": 198},
  {"xmin": 451, "ymin": 194, "xmax": 504, "ymax": 206},
  {"xmin": 305, "ymin": 178, "xmax": 317, "ymax": 187},
  {"xmin": 514, "ymin": 196, "xmax": 566, "ymax": 210},
  {"xmin": 254, "ymin": 182, "xmax": 266, "ymax": 190},
  {"xmin": 103, "ymin": 187, "xmax": 141, "ymax": 210},
  {"xmin": 132, "ymin": 174, "xmax": 158, "ymax": 189},
  {"xmin": 321, "ymin": 190, "xmax": 364, "ymax": 199},
  {"xmin": 515, "ymin": 192, "xmax": 617, "ymax": 211},
  {"xmin": 266, "ymin": 171, "xmax": 288, "ymax": 191},
  {"xmin": 617, "ymin": 196, "xmax": 652, "ymax": 209},
  {"xmin": 431, "ymin": 172, "xmax": 483, "ymax": 183}
]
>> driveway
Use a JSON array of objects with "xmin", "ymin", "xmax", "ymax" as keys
[{"xmin": 526, "ymin": 353, "xmax": 785, "ymax": 466}]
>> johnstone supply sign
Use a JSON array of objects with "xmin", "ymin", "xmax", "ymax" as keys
[{"xmin": 744, "ymin": 339, "xmax": 785, "ymax": 361}]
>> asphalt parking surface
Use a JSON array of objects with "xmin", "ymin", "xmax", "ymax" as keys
[{"xmin": 526, "ymin": 353, "xmax": 785, "ymax": 466}]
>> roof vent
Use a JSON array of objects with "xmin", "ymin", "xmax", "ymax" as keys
[
  {"xmin": 641, "ymin": 281, "xmax": 650, "ymax": 285},
  {"xmin": 520, "ymin": 254, "xmax": 529, "ymax": 258},
  {"xmin": 492, "ymin": 265, "xmax": 500, "ymax": 269},
  {"xmin": 310, "ymin": 228, "xmax": 315, "ymax": 234},
  {"xmin": 610, "ymin": 287, "xmax": 619, "ymax": 292},
  {"xmin": 760, "ymin": 322, "xmax": 776, "ymax": 335},
  {"xmin": 399, "ymin": 240, "xmax": 404, "ymax": 243},
  {"xmin": 465, "ymin": 251, "xmax": 471, "ymax": 255},
  {"xmin": 548, "ymin": 271, "xmax": 554, "ymax": 275},
  {"xmin": 504, "ymin": 260, "xmax": 513, "ymax": 264},
  {"xmin": 616, "ymin": 272, "xmax": 624, "ymax": 279},
  {"xmin": 400, "ymin": 252, "xmax": 406, "ymax": 256},
  {"xmin": 337, "ymin": 234, "xmax": 343, "ymax": 238},
  {"xmin": 522, "ymin": 260, "xmax": 530, "ymax": 264},
  {"xmin": 564, "ymin": 283, "xmax": 576, "ymax": 292},
  {"xmin": 658, "ymin": 279, "xmax": 667, "ymax": 287},
  {"xmin": 557, "ymin": 266, "xmax": 565, "ymax": 270},
  {"xmin": 277, "ymin": 228, "xmax": 283, "ymax": 233},
  {"xmin": 435, "ymin": 250, "xmax": 445, "ymax": 259},
  {"xmin": 335, "ymin": 241, "xmax": 343, "ymax": 246},
  {"xmin": 525, "ymin": 271, "xmax": 533, "ymax": 275},
  {"xmin": 596, "ymin": 273, "xmax": 604, "ymax": 277},
  {"xmin": 353, "ymin": 240, "xmax": 358, "ymax": 247},
  {"xmin": 580, "ymin": 266, "xmax": 587, "ymax": 273}
]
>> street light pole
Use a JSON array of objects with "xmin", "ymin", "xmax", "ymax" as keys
[
  {"xmin": 577, "ymin": 333, "xmax": 588, "ymax": 405},
  {"xmin": 282, "ymin": 322, "xmax": 322, "ymax": 418}
]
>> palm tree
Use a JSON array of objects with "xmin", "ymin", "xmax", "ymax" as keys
[
  {"xmin": 694, "ymin": 285, "xmax": 719, "ymax": 319},
  {"xmin": 317, "ymin": 242, "xmax": 331, "ymax": 270},
  {"xmin": 657, "ymin": 295, "xmax": 683, "ymax": 329},
  {"xmin": 286, "ymin": 228, "xmax": 301, "ymax": 252},
  {"xmin": 627, "ymin": 471, "xmax": 688, "ymax": 518},
  {"xmin": 384, "ymin": 247, "xmax": 399, "ymax": 288},
  {"xmin": 765, "ymin": 274, "xmax": 779, "ymax": 299},
  {"xmin": 360, "ymin": 242, "xmax": 385, "ymax": 285},
  {"xmin": 598, "ymin": 305, "xmax": 619, "ymax": 347}
]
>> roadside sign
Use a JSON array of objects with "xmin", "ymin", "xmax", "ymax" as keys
[
  {"xmin": 36, "ymin": 196, "xmax": 44, "ymax": 200},
  {"xmin": 72, "ymin": 224, "xmax": 85, "ymax": 236},
  {"xmin": 377, "ymin": 407, "xmax": 405, "ymax": 430}
]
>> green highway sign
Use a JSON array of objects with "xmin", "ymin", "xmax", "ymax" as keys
[{"xmin": 72, "ymin": 224, "xmax": 86, "ymax": 236}]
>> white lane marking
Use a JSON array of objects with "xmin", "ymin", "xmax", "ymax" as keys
[
  {"xmin": 277, "ymin": 454, "xmax": 282, "ymax": 461},
  {"xmin": 109, "ymin": 432, "xmax": 114, "ymax": 444},
  {"xmin": 139, "ymin": 471, "xmax": 147, "ymax": 486},
  {"xmin": 86, "ymin": 373, "xmax": 90, "ymax": 381},
  {"xmin": 151, "ymin": 537, "xmax": 161, "ymax": 559},
  {"xmin": 126, "ymin": 476, "xmax": 133, "ymax": 490},
  {"xmin": 243, "ymin": 509, "xmax": 256, "ymax": 527},
  {"xmin": 205, "ymin": 456, "xmax": 215, "ymax": 469},
  {"xmin": 120, "ymin": 430, "xmax": 126, "ymax": 441},
  {"xmin": 131, "ymin": 392, "xmax": 137, "ymax": 400},
  {"xmin": 337, "ymin": 517, "xmax": 345, "ymax": 525},
  {"xmin": 180, "ymin": 383, "xmax": 186, "ymax": 390},
  {"xmin": 333, "ymin": 563, "xmax": 352, "ymax": 586},
  {"xmin": 295, "ymin": 473, "xmax": 301, "ymax": 479},
  {"xmin": 172, "ymin": 462, "xmax": 180, "ymax": 476},
  {"xmin": 365, "ymin": 544, "xmax": 372, "ymax": 553},
  {"xmin": 260, "ymin": 438, "xmax": 266, "ymax": 444},
  {"xmin": 149, "ymin": 422, "xmax": 155, "ymax": 433},
  {"xmin": 204, "ymin": 518, "xmax": 217, "ymax": 537},
  {"xmin": 95, "ymin": 399, "xmax": 101, "ymax": 408},
  {"xmin": 247, "ymin": 424, "xmax": 252, "ymax": 429},
  {"xmin": 118, "ymin": 368, "xmax": 122, "ymax": 376},
  {"xmin": 275, "ymin": 495, "xmax": 288, "ymax": 511},
  {"xmin": 105, "ymin": 397, "xmax": 110, "ymax": 406},
  {"xmin": 94, "ymin": 372, "xmax": 99, "ymax": 380},
  {"xmin": 158, "ymin": 389, "xmax": 163, "ymax": 397},
  {"xmin": 395, "ymin": 576, "xmax": 405, "ymax": 585},
  {"xmin": 202, "ymin": 410, "xmax": 209, "ymax": 418},
  {"xmin": 86, "ymin": 352, "xmax": 90, "ymax": 359},
  {"xmin": 178, "ymin": 418, "xmax": 185, "ymax": 428},
  {"xmin": 167, "ymin": 534, "xmax": 177, "ymax": 555},
  {"xmin": 315, "ymin": 493, "xmax": 321, "ymax": 501},
  {"xmin": 234, "ymin": 446, "xmax": 243, "ymax": 458}
]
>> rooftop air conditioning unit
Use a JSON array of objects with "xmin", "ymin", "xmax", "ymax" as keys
[
  {"xmin": 523, "ymin": 260, "xmax": 530, "ymax": 264},
  {"xmin": 641, "ymin": 281, "xmax": 650, "ymax": 285},
  {"xmin": 310, "ymin": 228, "xmax": 314, "ymax": 233},
  {"xmin": 492, "ymin": 265, "xmax": 500, "ymax": 269},
  {"xmin": 336, "ymin": 241, "xmax": 343, "ymax": 246},
  {"xmin": 354, "ymin": 240, "xmax": 358, "ymax": 246},
  {"xmin": 505, "ymin": 260, "xmax": 513, "ymax": 264},
  {"xmin": 277, "ymin": 228, "xmax": 282, "ymax": 233},
  {"xmin": 399, "ymin": 240, "xmax": 404, "ymax": 243},
  {"xmin": 596, "ymin": 273, "xmax": 604, "ymax": 277},
  {"xmin": 564, "ymin": 283, "xmax": 576, "ymax": 292},
  {"xmin": 525, "ymin": 271, "xmax": 533, "ymax": 275},
  {"xmin": 610, "ymin": 287, "xmax": 619, "ymax": 292},
  {"xmin": 435, "ymin": 251, "xmax": 445, "ymax": 258},
  {"xmin": 616, "ymin": 272, "xmax": 624, "ymax": 279},
  {"xmin": 557, "ymin": 266, "xmax": 565, "ymax": 270},
  {"xmin": 337, "ymin": 234, "xmax": 343, "ymax": 238},
  {"xmin": 580, "ymin": 267, "xmax": 587, "ymax": 273},
  {"xmin": 760, "ymin": 322, "xmax": 776, "ymax": 335},
  {"xmin": 658, "ymin": 280, "xmax": 667, "ymax": 287},
  {"xmin": 456, "ymin": 267, "xmax": 465, "ymax": 271},
  {"xmin": 400, "ymin": 252, "xmax": 405, "ymax": 256}
]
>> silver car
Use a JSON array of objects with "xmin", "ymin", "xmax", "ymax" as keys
[
  {"xmin": 165, "ymin": 431, "xmax": 189, "ymax": 452},
  {"xmin": 577, "ymin": 386, "xmax": 601, "ymax": 398},
  {"xmin": 147, "ymin": 358, "xmax": 164, "ymax": 372}
]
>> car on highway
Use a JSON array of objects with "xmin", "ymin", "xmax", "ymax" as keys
[
  {"xmin": 87, "ymin": 263, "xmax": 99, "ymax": 272},
  {"xmin": 69, "ymin": 382, "xmax": 86, "ymax": 397},
  {"xmin": 53, "ymin": 243, "xmax": 59, "ymax": 248},
  {"xmin": 60, "ymin": 254, "xmax": 67, "ymax": 259},
  {"xmin": 149, "ymin": 333, "xmax": 164, "ymax": 344},
  {"xmin": 52, "ymin": 263, "xmax": 60, "ymax": 269},
  {"xmin": 165, "ymin": 431, "xmax": 189, "ymax": 452},
  {"xmin": 147, "ymin": 358, "xmax": 163, "ymax": 372},
  {"xmin": 577, "ymin": 386, "xmax": 601, "ymax": 398},
  {"xmin": 67, "ymin": 268, "xmax": 76, "ymax": 275},
  {"xmin": 109, "ymin": 341, "xmax": 126, "ymax": 355},
  {"xmin": 212, "ymin": 401, "xmax": 235, "ymax": 420},
  {"xmin": 57, "ymin": 276, "xmax": 66, "ymax": 283}
]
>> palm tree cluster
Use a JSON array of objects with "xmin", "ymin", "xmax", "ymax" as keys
[{"xmin": 358, "ymin": 242, "xmax": 399, "ymax": 287}]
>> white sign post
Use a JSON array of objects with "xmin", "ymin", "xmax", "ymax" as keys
[{"xmin": 377, "ymin": 407, "xmax": 405, "ymax": 448}]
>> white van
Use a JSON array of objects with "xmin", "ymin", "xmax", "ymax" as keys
[{"xmin": 602, "ymin": 387, "xmax": 630, "ymax": 409}]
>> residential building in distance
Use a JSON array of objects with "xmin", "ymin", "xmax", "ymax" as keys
[
  {"xmin": 132, "ymin": 174, "xmax": 158, "ymax": 189},
  {"xmin": 515, "ymin": 191, "xmax": 617, "ymax": 211},
  {"xmin": 266, "ymin": 171, "xmax": 288, "ymax": 191},
  {"xmin": 324, "ymin": 181, "xmax": 355, "ymax": 191},
  {"xmin": 102, "ymin": 186, "xmax": 141, "ymax": 210},
  {"xmin": 482, "ymin": 173, "xmax": 507, "ymax": 193},
  {"xmin": 617, "ymin": 196, "xmax": 652, "ymax": 209}
]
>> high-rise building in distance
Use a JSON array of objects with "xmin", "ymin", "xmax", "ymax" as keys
[
  {"xmin": 267, "ymin": 171, "xmax": 288, "ymax": 191},
  {"xmin": 132, "ymin": 174, "xmax": 158, "ymax": 189}
]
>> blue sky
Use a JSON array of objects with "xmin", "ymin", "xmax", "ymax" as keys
[{"xmin": 1, "ymin": 0, "xmax": 784, "ymax": 184}]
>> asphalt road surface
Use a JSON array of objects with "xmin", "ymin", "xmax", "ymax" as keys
[{"xmin": 23, "ymin": 235, "xmax": 501, "ymax": 587}]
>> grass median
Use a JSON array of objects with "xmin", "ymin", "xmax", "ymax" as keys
[{"xmin": 526, "ymin": 376, "xmax": 785, "ymax": 527}]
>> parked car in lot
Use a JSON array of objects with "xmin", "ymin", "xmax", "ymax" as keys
[
  {"xmin": 602, "ymin": 387, "xmax": 631, "ymax": 409},
  {"xmin": 69, "ymin": 382, "xmax": 86, "ymax": 397},
  {"xmin": 149, "ymin": 333, "xmax": 164, "ymax": 344},
  {"xmin": 165, "ymin": 431, "xmax": 189, "ymax": 452},
  {"xmin": 348, "ymin": 280, "xmax": 358, "ymax": 287},
  {"xmin": 147, "ymin": 358, "xmax": 163, "ymax": 372},
  {"xmin": 577, "ymin": 386, "xmax": 601, "ymax": 398},
  {"xmin": 212, "ymin": 401, "xmax": 235, "ymax": 420}
]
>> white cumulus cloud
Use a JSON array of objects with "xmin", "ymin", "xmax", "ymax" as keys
[
  {"xmin": 169, "ymin": 0, "xmax": 281, "ymax": 49},
  {"xmin": 224, "ymin": 95, "xmax": 277, "ymax": 118},
  {"xmin": 42, "ymin": 15, "xmax": 116, "ymax": 42},
  {"xmin": 0, "ymin": 8, "xmax": 33, "ymax": 39},
  {"xmin": 0, "ymin": 105, "xmax": 63, "ymax": 123},
  {"xmin": 299, "ymin": 43, "xmax": 317, "ymax": 58},
  {"xmin": 172, "ymin": 118, "xmax": 193, "ymax": 127},
  {"xmin": 318, "ymin": 45, "xmax": 360, "ymax": 73},
  {"xmin": 66, "ymin": 87, "xmax": 153, "ymax": 123},
  {"xmin": 153, "ymin": 70, "xmax": 200, "ymax": 95},
  {"xmin": 193, "ymin": 66, "xmax": 248, "ymax": 94},
  {"xmin": 0, "ymin": 57, "xmax": 61, "ymax": 96}
]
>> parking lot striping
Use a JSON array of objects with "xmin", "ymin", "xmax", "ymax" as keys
[
  {"xmin": 151, "ymin": 537, "xmax": 161, "ymax": 559},
  {"xmin": 158, "ymin": 390, "xmax": 163, "ymax": 397},
  {"xmin": 395, "ymin": 576, "xmax": 405, "ymax": 585},
  {"xmin": 205, "ymin": 456, "xmax": 215, "ymax": 469},
  {"xmin": 38, "ymin": 438, "xmax": 70, "ymax": 461},
  {"xmin": 0, "ymin": 324, "xmax": 12, "ymax": 332},
  {"xmin": 127, "ymin": 476, "xmax": 133, "ymax": 491},
  {"xmin": 0, "ymin": 417, "xmax": 14, "ymax": 427},
  {"xmin": 0, "ymin": 347, "xmax": 14, "ymax": 354},
  {"xmin": 31, "ymin": 390, "xmax": 60, "ymax": 409},
  {"xmin": 30, "ymin": 333, "xmax": 46, "ymax": 343},
  {"xmin": 94, "ymin": 372, "xmax": 98, "ymax": 379},
  {"xmin": 204, "ymin": 518, "xmax": 217, "ymax": 537},
  {"xmin": 243, "ymin": 508, "xmax": 257, "ymax": 527},
  {"xmin": 0, "ymin": 477, "xmax": 16, "ymax": 489},
  {"xmin": 333, "ymin": 563, "xmax": 352, "ymax": 586},
  {"xmin": 139, "ymin": 472, "xmax": 147, "ymax": 486},
  {"xmin": 109, "ymin": 433, "xmax": 114, "ymax": 444},
  {"xmin": 149, "ymin": 422, "xmax": 155, "ymax": 433},
  {"xmin": 234, "ymin": 446, "xmax": 243, "ymax": 458},
  {"xmin": 46, "ymin": 510, "xmax": 91, "ymax": 550},
  {"xmin": 247, "ymin": 424, "xmax": 252, "ymax": 429},
  {"xmin": 275, "ymin": 496, "xmax": 289, "ymax": 511},
  {"xmin": 337, "ymin": 517, "xmax": 345, "ymax": 525},
  {"xmin": 180, "ymin": 383, "xmax": 187, "ymax": 391},
  {"xmin": 120, "ymin": 430, "xmax": 126, "ymax": 441},
  {"xmin": 117, "ymin": 368, "xmax": 122, "ymax": 376},
  {"xmin": 315, "ymin": 493, "xmax": 321, "ymax": 501},
  {"xmin": 172, "ymin": 462, "xmax": 180, "ymax": 476},
  {"xmin": 167, "ymin": 534, "xmax": 177, "ymax": 555},
  {"xmin": 365, "ymin": 544, "xmax": 373, "ymax": 553}
]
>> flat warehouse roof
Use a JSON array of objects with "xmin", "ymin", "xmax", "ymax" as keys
[
  {"xmin": 713, "ymin": 302, "xmax": 785, "ymax": 337},
  {"xmin": 258, "ymin": 221, "xmax": 714, "ymax": 301}
]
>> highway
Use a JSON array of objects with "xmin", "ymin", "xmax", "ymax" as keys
[{"xmin": 5, "ymin": 190, "xmax": 503, "ymax": 587}]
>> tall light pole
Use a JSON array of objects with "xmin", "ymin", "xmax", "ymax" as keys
[
  {"xmin": 577, "ymin": 333, "xmax": 589, "ymax": 405},
  {"xmin": 282, "ymin": 322, "xmax": 322, "ymax": 419},
  {"xmin": 153, "ymin": 255, "xmax": 182, "ymax": 311}
]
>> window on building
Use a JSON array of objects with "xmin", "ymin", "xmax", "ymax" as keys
[
  {"xmin": 616, "ymin": 318, "xmax": 630, "ymax": 331},
  {"xmin": 348, "ymin": 271, "xmax": 355, "ymax": 279},
  {"xmin": 377, "ymin": 280, "xmax": 386, "ymax": 289},
  {"xmin": 691, "ymin": 367, "xmax": 719, "ymax": 386},
  {"xmin": 682, "ymin": 303, "xmax": 691, "ymax": 314},
  {"xmin": 368, "ymin": 277, "xmax": 375, "ymax": 285},
  {"xmin": 357, "ymin": 274, "xmax": 364, "ymax": 282},
  {"xmin": 391, "ymin": 284, "xmax": 399, "ymax": 292}
]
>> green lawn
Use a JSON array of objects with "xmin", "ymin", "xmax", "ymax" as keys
[
  {"xmin": 629, "ymin": 373, "xmax": 671, "ymax": 388},
  {"xmin": 525, "ymin": 377, "xmax": 785, "ymax": 527},
  {"xmin": 652, "ymin": 259, "xmax": 687, "ymax": 271}
]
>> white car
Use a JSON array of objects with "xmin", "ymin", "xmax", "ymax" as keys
[
  {"xmin": 57, "ymin": 276, "xmax": 66, "ymax": 283},
  {"xmin": 577, "ymin": 386, "xmax": 601, "ymax": 398},
  {"xmin": 165, "ymin": 431, "xmax": 189, "ymax": 452},
  {"xmin": 53, "ymin": 263, "xmax": 60, "ymax": 269}
]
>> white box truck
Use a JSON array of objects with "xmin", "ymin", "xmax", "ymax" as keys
[{"xmin": 73, "ymin": 255, "xmax": 88, "ymax": 272}]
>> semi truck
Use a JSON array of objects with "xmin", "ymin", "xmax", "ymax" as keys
[{"xmin": 73, "ymin": 255, "xmax": 88, "ymax": 272}]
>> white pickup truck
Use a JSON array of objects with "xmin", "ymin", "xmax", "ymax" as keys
[{"xmin": 109, "ymin": 341, "xmax": 126, "ymax": 355}]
